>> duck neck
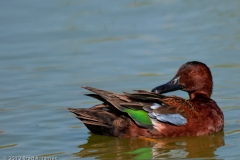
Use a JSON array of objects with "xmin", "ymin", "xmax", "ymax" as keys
[{"xmin": 189, "ymin": 91, "xmax": 211, "ymax": 100}]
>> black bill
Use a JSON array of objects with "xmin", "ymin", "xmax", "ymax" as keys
[{"xmin": 151, "ymin": 76, "xmax": 182, "ymax": 94}]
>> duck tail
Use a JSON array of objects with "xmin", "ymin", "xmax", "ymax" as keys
[{"xmin": 67, "ymin": 105, "xmax": 130, "ymax": 136}]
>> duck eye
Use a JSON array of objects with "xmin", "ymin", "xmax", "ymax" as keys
[{"xmin": 170, "ymin": 78, "xmax": 177, "ymax": 84}]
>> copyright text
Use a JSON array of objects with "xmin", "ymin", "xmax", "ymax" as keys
[{"xmin": 2, "ymin": 156, "xmax": 57, "ymax": 160}]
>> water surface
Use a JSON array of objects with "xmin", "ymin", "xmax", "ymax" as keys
[{"xmin": 1, "ymin": 0, "xmax": 240, "ymax": 159}]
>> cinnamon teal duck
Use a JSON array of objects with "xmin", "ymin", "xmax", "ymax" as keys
[{"xmin": 68, "ymin": 61, "xmax": 224, "ymax": 138}]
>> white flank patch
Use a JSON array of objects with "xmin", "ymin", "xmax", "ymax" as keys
[{"xmin": 151, "ymin": 119, "xmax": 165, "ymax": 132}]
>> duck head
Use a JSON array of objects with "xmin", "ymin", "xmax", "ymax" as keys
[{"xmin": 152, "ymin": 61, "xmax": 213, "ymax": 99}]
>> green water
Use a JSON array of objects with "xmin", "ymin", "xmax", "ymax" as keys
[{"xmin": 1, "ymin": 0, "xmax": 240, "ymax": 159}]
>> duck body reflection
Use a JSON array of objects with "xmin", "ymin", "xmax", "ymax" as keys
[{"xmin": 76, "ymin": 132, "xmax": 224, "ymax": 159}]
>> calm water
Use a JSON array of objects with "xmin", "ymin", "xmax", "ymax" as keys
[{"xmin": 1, "ymin": 0, "xmax": 240, "ymax": 159}]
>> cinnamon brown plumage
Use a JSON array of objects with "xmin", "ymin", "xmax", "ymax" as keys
[{"xmin": 68, "ymin": 61, "xmax": 224, "ymax": 138}]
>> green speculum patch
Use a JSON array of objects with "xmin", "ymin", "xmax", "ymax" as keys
[{"xmin": 123, "ymin": 108, "xmax": 152, "ymax": 126}]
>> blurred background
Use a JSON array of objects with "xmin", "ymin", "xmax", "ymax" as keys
[{"xmin": 0, "ymin": 0, "xmax": 240, "ymax": 159}]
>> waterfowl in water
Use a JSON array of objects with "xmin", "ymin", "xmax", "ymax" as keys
[{"xmin": 68, "ymin": 61, "xmax": 224, "ymax": 138}]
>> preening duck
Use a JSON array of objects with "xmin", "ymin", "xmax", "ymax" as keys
[{"xmin": 68, "ymin": 61, "xmax": 224, "ymax": 138}]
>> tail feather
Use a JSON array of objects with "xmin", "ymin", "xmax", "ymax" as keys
[
  {"xmin": 81, "ymin": 120, "xmax": 110, "ymax": 127},
  {"xmin": 68, "ymin": 106, "xmax": 131, "ymax": 136},
  {"xmin": 84, "ymin": 94, "xmax": 107, "ymax": 103},
  {"xmin": 89, "ymin": 104, "xmax": 109, "ymax": 110}
]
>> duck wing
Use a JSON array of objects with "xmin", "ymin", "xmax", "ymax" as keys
[
  {"xmin": 69, "ymin": 87, "xmax": 196, "ymax": 133},
  {"xmin": 122, "ymin": 90, "xmax": 197, "ymax": 126},
  {"xmin": 79, "ymin": 86, "xmax": 153, "ymax": 128}
]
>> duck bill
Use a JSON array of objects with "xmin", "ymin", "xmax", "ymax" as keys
[{"xmin": 151, "ymin": 76, "xmax": 182, "ymax": 94}]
